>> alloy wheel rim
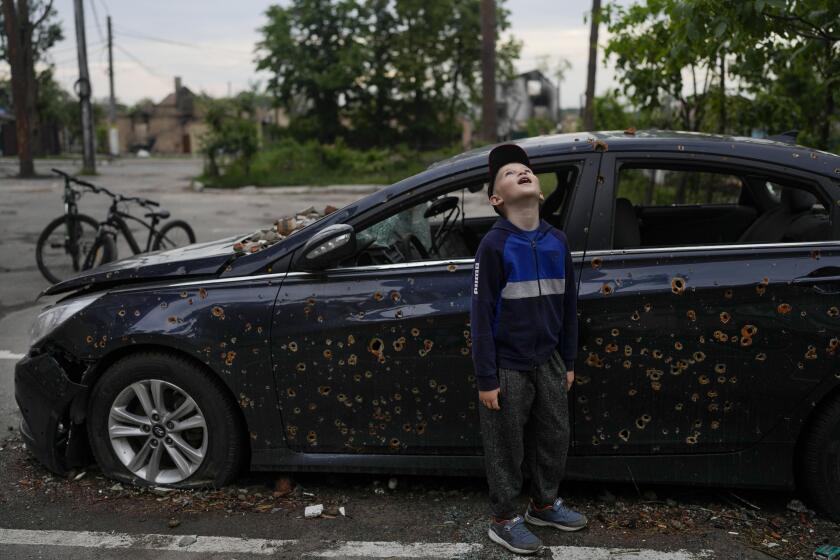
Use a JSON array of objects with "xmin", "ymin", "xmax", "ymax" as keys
[{"xmin": 108, "ymin": 379, "xmax": 208, "ymax": 484}]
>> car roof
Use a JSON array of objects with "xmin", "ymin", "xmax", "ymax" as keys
[{"xmin": 428, "ymin": 130, "xmax": 840, "ymax": 179}]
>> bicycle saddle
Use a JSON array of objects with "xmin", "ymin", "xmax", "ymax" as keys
[{"xmin": 145, "ymin": 209, "xmax": 171, "ymax": 220}]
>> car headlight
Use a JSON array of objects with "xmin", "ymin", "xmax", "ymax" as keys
[{"xmin": 30, "ymin": 294, "xmax": 101, "ymax": 346}]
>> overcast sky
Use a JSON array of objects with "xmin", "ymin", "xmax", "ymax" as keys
[{"xmin": 15, "ymin": 0, "xmax": 635, "ymax": 108}]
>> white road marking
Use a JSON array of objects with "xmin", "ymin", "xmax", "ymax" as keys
[
  {"xmin": 0, "ymin": 528, "xmax": 713, "ymax": 558},
  {"xmin": 0, "ymin": 350, "xmax": 24, "ymax": 360}
]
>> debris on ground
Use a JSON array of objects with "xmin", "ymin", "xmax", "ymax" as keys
[
  {"xmin": 233, "ymin": 205, "xmax": 338, "ymax": 255},
  {"xmin": 167, "ymin": 517, "xmax": 180, "ymax": 528},
  {"xmin": 305, "ymin": 504, "xmax": 324, "ymax": 518},
  {"xmin": 388, "ymin": 477, "xmax": 398, "ymax": 490}
]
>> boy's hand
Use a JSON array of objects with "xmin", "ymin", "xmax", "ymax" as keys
[
  {"xmin": 479, "ymin": 388, "xmax": 500, "ymax": 410},
  {"xmin": 566, "ymin": 370, "xmax": 574, "ymax": 391}
]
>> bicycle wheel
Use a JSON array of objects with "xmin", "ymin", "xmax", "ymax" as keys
[
  {"xmin": 153, "ymin": 220, "xmax": 196, "ymax": 251},
  {"xmin": 36, "ymin": 214, "xmax": 114, "ymax": 284}
]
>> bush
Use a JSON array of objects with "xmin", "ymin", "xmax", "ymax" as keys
[{"xmin": 200, "ymin": 138, "xmax": 460, "ymax": 188}]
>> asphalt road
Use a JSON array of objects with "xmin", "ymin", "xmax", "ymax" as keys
[{"xmin": 0, "ymin": 156, "xmax": 836, "ymax": 559}]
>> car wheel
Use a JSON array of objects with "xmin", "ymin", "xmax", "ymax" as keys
[
  {"xmin": 800, "ymin": 395, "xmax": 840, "ymax": 521},
  {"xmin": 87, "ymin": 352, "xmax": 243, "ymax": 488}
]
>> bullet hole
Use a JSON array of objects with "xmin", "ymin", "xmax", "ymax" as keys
[
  {"xmin": 652, "ymin": 349, "xmax": 663, "ymax": 359},
  {"xmin": 725, "ymin": 289, "xmax": 735, "ymax": 299},
  {"xmin": 211, "ymin": 306, "xmax": 225, "ymax": 319},
  {"xmin": 355, "ymin": 394, "xmax": 363, "ymax": 403},
  {"xmin": 365, "ymin": 370, "xmax": 373, "ymax": 379},
  {"xmin": 798, "ymin": 361, "xmax": 805, "ymax": 369},
  {"xmin": 714, "ymin": 363, "xmax": 726, "ymax": 374},
  {"xmin": 686, "ymin": 435, "xmax": 698, "ymax": 445},
  {"xmin": 411, "ymin": 328, "xmax": 420, "ymax": 337},
  {"xmin": 372, "ymin": 291, "xmax": 384, "ymax": 302},
  {"xmin": 618, "ymin": 429, "xmax": 631, "ymax": 442},
  {"xmin": 429, "ymin": 379, "xmax": 437, "ymax": 389},
  {"xmin": 647, "ymin": 369, "xmax": 663, "ymax": 381},
  {"xmin": 611, "ymin": 328, "xmax": 620, "ymax": 336},
  {"xmin": 346, "ymin": 354, "xmax": 357, "ymax": 365},
  {"xmin": 353, "ymin": 373, "xmax": 362, "ymax": 382},
  {"xmin": 651, "ymin": 381, "xmax": 662, "ymax": 391},
  {"xmin": 368, "ymin": 337, "xmax": 385, "ymax": 359},
  {"xmin": 671, "ymin": 277, "xmax": 686, "ymax": 295},
  {"xmin": 595, "ymin": 337, "xmax": 603, "ymax": 346},
  {"xmin": 323, "ymin": 349, "xmax": 333, "ymax": 360},
  {"xmin": 631, "ymin": 310, "xmax": 640, "ymax": 321},
  {"xmin": 591, "ymin": 257, "xmax": 602, "ymax": 269},
  {"xmin": 686, "ymin": 309, "xmax": 697, "ymax": 321},
  {"xmin": 777, "ymin": 303, "xmax": 792, "ymax": 314},
  {"xmin": 827, "ymin": 338, "xmax": 839, "ymax": 354},
  {"xmin": 317, "ymin": 315, "xmax": 324, "ymax": 323},
  {"xmin": 461, "ymin": 347, "xmax": 470, "ymax": 355},
  {"xmin": 635, "ymin": 415, "xmax": 651, "ymax": 429},
  {"xmin": 288, "ymin": 341, "xmax": 299, "ymax": 353},
  {"xmin": 628, "ymin": 388, "xmax": 638, "ymax": 396},
  {"xmin": 337, "ymin": 393, "xmax": 347, "ymax": 402},
  {"xmin": 85, "ymin": 335, "xmax": 94, "ymax": 344},
  {"xmin": 600, "ymin": 283, "xmax": 613, "ymax": 295},
  {"xmin": 415, "ymin": 422, "xmax": 427, "ymax": 435},
  {"xmin": 805, "ymin": 346, "xmax": 817, "ymax": 359},
  {"xmin": 717, "ymin": 376, "xmax": 727, "ymax": 384},
  {"xmin": 623, "ymin": 360, "xmax": 632, "ymax": 369},
  {"xmin": 403, "ymin": 423, "xmax": 412, "ymax": 432},
  {"xmin": 729, "ymin": 376, "xmax": 738, "ymax": 384},
  {"xmin": 239, "ymin": 394, "xmax": 254, "ymax": 408},
  {"xmin": 293, "ymin": 407, "xmax": 300, "ymax": 414},
  {"xmin": 828, "ymin": 307, "xmax": 839, "ymax": 318},
  {"xmin": 699, "ymin": 375, "xmax": 710, "ymax": 385},
  {"xmin": 674, "ymin": 341, "xmax": 683, "ymax": 350},
  {"xmin": 585, "ymin": 352, "xmax": 604, "ymax": 368},
  {"xmin": 810, "ymin": 249, "xmax": 821, "ymax": 260},
  {"xmin": 624, "ymin": 345, "xmax": 632, "ymax": 356},
  {"xmin": 287, "ymin": 387, "xmax": 296, "ymax": 397},
  {"xmin": 308, "ymin": 402, "xmax": 317, "ymax": 411},
  {"xmin": 437, "ymin": 384, "xmax": 447, "ymax": 394},
  {"xmin": 134, "ymin": 310, "xmax": 141, "ymax": 317},
  {"xmin": 287, "ymin": 425, "xmax": 298, "ymax": 437},
  {"xmin": 677, "ymin": 144, "xmax": 685, "ymax": 151},
  {"xmin": 693, "ymin": 351, "xmax": 706, "ymax": 362},
  {"xmin": 713, "ymin": 330, "xmax": 728, "ymax": 342},
  {"xmin": 605, "ymin": 342, "xmax": 619, "ymax": 353},
  {"xmin": 296, "ymin": 362, "xmax": 306, "ymax": 372},
  {"xmin": 117, "ymin": 309, "xmax": 126, "ymax": 317},
  {"xmin": 180, "ymin": 291, "xmax": 188, "ymax": 298},
  {"xmin": 389, "ymin": 291, "xmax": 401, "ymax": 303},
  {"xmin": 755, "ymin": 352, "xmax": 766, "ymax": 361},
  {"xmin": 318, "ymin": 385, "xmax": 331, "ymax": 396},
  {"xmin": 307, "ymin": 431, "xmax": 317, "ymax": 445},
  {"xmin": 719, "ymin": 312, "xmax": 731, "ymax": 324},
  {"xmin": 393, "ymin": 337, "xmax": 406, "ymax": 352},
  {"xmin": 395, "ymin": 310, "xmax": 403, "ymax": 318},
  {"xmin": 447, "ymin": 264, "xmax": 458, "ymax": 272},
  {"xmin": 224, "ymin": 351, "xmax": 236, "ymax": 366},
  {"xmin": 423, "ymin": 339, "xmax": 434, "ymax": 351},
  {"xmin": 675, "ymin": 402, "xmax": 684, "ymax": 411}
]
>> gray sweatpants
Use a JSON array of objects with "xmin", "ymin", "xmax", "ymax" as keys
[{"xmin": 478, "ymin": 350, "xmax": 570, "ymax": 520}]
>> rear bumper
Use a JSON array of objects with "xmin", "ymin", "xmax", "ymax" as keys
[{"xmin": 14, "ymin": 353, "xmax": 89, "ymax": 474}]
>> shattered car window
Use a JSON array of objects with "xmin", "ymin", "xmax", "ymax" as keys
[{"xmin": 356, "ymin": 201, "xmax": 432, "ymax": 250}]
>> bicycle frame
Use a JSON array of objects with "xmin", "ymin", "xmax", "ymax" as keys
[{"xmin": 103, "ymin": 203, "xmax": 162, "ymax": 255}]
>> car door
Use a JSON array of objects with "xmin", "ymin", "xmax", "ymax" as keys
[
  {"xmin": 573, "ymin": 152, "xmax": 840, "ymax": 455},
  {"xmin": 271, "ymin": 154, "xmax": 601, "ymax": 456}
]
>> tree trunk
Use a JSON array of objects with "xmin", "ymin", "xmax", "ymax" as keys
[
  {"xmin": 819, "ymin": 41, "xmax": 833, "ymax": 150},
  {"xmin": 2, "ymin": 0, "xmax": 35, "ymax": 177},
  {"xmin": 582, "ymin": 0, "xmax": 601, "ymax": 131},
  {"xmin": 479, "ymin": 0, "xmax": 496, "ymax": 143}
]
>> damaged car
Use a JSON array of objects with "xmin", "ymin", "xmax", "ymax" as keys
[{"xmin": 15, "ymin": 130, "xmax": 840, "ymax": 519}]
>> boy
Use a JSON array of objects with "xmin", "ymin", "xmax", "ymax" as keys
[{"xmin": 471, "ymin": 143, "xmax": 587, "ymax": 555}]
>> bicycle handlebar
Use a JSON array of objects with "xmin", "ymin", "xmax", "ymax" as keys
[{"xmin": 51, "ymin": 168, "xmax": 161, "ymax": 208}]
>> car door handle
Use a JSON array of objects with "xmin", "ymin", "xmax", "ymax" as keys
[{"xmin": 793, "ymin": 267, "xmax": 840, "ymax": 293}]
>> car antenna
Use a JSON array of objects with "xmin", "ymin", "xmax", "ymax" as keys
[{"xmin": 766, "ymin": 130, "xmax": 799, "ymax": 144}]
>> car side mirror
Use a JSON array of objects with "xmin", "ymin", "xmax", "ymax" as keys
[{"xmin": 295, "ymin": 224, "xmax": 356, "ymax": 271}]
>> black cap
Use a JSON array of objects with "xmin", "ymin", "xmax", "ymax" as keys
[{"xmin": 488, "ymin": 143, "xmax": 530, "ymax": 197}]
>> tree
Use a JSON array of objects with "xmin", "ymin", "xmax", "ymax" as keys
[
  {"xmin": 582, "ymin": 0, "xmax": 601, "ymax": 130},
  {"xmin": 1, "ymin": 0, "xmax": 60, "ymax": 176},
  {"xmin": 479, "ymin": 0, "xmax": 496, "ymax": 142}
]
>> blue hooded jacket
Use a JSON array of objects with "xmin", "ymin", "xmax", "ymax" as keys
[{"xmin": 470, "ymin": 217, "xmax": 578, "ymax": 391}]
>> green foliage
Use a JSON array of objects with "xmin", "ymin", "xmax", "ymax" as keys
[
  {"xmin": 604, "ymin": 0, "xmax": 839, "ymax": 150},
  {"xmin": 255, "ymin": 0, "xmax": 520, "ymax": 150},
  {"xmin": 593, "ymin": 91, "xmax": 632, "ymax": 130},
  {"xmin": 524, "ymin": 116, "xmax": 555, "ymax": 136},
  {"xmin": 0, "ymin": 0, "xmax": 63, "ymax": 64},
  {"xmin": 200, "ymin": 96, "xmax": 259, "ymax": 177},
  {"xmin": 199, "ymin": 138, "xmax": 461, "ymax": 188}
]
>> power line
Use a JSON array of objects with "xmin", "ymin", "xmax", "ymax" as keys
[
  {"xmin": 113, "ymin": 25, "xmax": 252, "ymax": 56},
  {"xmin": 88, "ymin": 0, "xmax": 107, "ymax": 46},
  {"xmin": 114, "ymin": 43, "xmax": 171, "ymax": 84}
]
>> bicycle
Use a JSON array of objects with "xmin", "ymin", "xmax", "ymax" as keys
[{"xmin": 36, "ymin": 169, "xmax": 196, "ymax": 284}]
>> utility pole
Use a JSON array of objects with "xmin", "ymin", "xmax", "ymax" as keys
[
  {"xmin": 73, "ymin": 0, "xmax": 96, "ymax": 173},
  {"xmin": 107, "ymin": 15, "xmax": 118, "ymax": 155},
  {"xmin": 582, "ymin": 0, "xmax": 601, "ymax": 131},
  {"xmin": 479, "ymin": 0, "xmax": 496, "ymax": 144}
]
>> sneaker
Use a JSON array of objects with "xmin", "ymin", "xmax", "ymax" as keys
[
  {"xmin": 487, "ymin": 515, "xmax": 543, "ymax": 555},
  {"xmin": 525, "ymin": 498, "xmax": 588, "ymax": 531}
]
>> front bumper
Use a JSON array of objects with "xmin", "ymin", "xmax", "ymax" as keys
[{"xmin": 14, "ymin": 353, "xmax": 89, "ymax": 474}]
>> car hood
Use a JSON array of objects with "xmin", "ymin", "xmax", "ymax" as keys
[{"xmin": 43, "ymin": 235, "xmax": 242, "ymax": 295}]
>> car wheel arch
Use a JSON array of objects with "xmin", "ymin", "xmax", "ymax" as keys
[{"xmin": 80, "ymin": 344, "xmax": 252, "ymax": 469}]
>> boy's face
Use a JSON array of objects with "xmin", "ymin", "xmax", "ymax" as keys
[{"xmin": 490, "ymin": 162, "xmax": 543, "ymax": 214}]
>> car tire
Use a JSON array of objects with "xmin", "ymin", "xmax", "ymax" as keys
[
  {"xmin": 800, "ymin": 395, "xmax": 840, "ymax": 521},
  {"xmin": 87, "ymin": 352, "xmax": 244, "ymax": 488}
]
